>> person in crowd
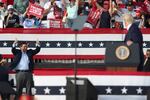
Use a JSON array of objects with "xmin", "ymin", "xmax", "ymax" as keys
[
  {"xmin": 13, "ymin": 0, "xmax": 29, "ymax": 14},
  {"xmin": 84, "ymin": 0, "xmax": 111, "ymax": 28},
  {"xmin": 97, "ymin": 0, "xmax": 111, "ymax": 28},
  {"xmin": 62, "ymin": 0, "xmax": 79, "ymax": 28},
  {"xmin": 23, "ymin": 15, "xmax": 41, "ymax": 28},
  {"xmin": 134, "ymin": 8, "xmax": 145, "ymax": 28},
  {"xmin": 44, "ymin": 0, "xmax": 63, "ymax": 20},
  {"xmin": 143, "ymin": 49, "xmax": 150, "ymax": 71},
  {"xmin": 0, "ymin": 1, "xmax": 7, "ymax": 21},
  {"xmin": 22, "ymin": 5, "xmax": 42, "ymax": 28},
  {"xmin": 110, "ymin": 0, "xmax": 125, "ymax": 28},
  {"xmin": 4, "ymin": 5, "xmax": 20, "ymax": 28},
  {"xmin": 9, "ymin": 39, "xmax": 40, "ymax": 100},
  {"xmin": 121, "ymin": 1, "xmax": 136, "ymax": 17},
  {"xmin": 123, "ymin": 13, "xmax": 144, "ymax": 71},
  {"xmin": 81, "ymin": 0, "xmax": 92, "ymax": 16},
  {"xmin": 16, "ymin": 0, "xmax": 41, "ymax": 26}
]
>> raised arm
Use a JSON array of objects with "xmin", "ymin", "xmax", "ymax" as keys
[
  {"xmin": 11, "ymin": 38, "xmax": 19, "ymax": 55},
  {"xmin": 31, "ymin": 39, "xmax": 41, "ymax": 55},
  {"xmin": 75, "ymin": 0, "xmax": 79, "ymax": 6},
  {"xmin": 95, "ymin": 0, "xmax": 103, "ymax": 9},
  {"xmin": 44, "ymin": 0, "xmax": 55, "ymax": 15}
]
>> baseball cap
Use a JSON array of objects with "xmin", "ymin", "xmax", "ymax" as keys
[
  {"xmin": 135, "ymin": 7, "xmax": 142, "ymax": 13},
  {"xmin": 7, "ymin": 5, "xmax": 14, "ymax": 10}
]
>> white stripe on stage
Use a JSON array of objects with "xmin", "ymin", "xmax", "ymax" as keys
[
  {"xmin": 98, "ymin": 95, "xmax": 146, "ymax": 100},
  {"xmin": 1, "ymin": 34, "xmax": 150, "ymax": 41},
  {"xmin": 0, "ymin": 34, "xmax": 123, "ymax": 41},
  {"xmin": 32, "ymin": 75, "xmax": 150, "ymax": 86},
  {"xmin": 1, "ymin": 48, "xmax": 149, "ymax": 55},
  {"xmin": 34, "ymin": 95, "xmax": 146, "ymax": 100}
]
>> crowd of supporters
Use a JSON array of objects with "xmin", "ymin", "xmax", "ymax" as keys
[{"xmin": 0, "ymin": 0, "xmax": 150, "ymax": 29}]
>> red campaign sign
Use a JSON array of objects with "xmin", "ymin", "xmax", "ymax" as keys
[
  {"xmin": 49, "ymin": 19, "xmax": 63, "ymax": 28},
  {"xmin": 28, "ymin": 4, "xmax": 44, "ymax": 18},
  {"xmin": 87, "ymin": 8, "xmax": 103, "ymax": 27}
]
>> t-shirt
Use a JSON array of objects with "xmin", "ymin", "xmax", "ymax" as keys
[
  {"xmin": 4, "ymin": 14, "xmax": 20, "ymax": 28},
  {"xmin": 66, "ymin": 4, "xmax": 78, "ymax": 19},
  {"xmin": 23, "ymin": 18, "xmax": 35, "ymax": 28},
  {"xmin": 23, "ymin": 17, "xmax": 41, "ymax": 28},
  {"xmin": 44, "ymin": 2, "xmax": 55, "ymax": 19}
]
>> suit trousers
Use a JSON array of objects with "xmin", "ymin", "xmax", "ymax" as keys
[{"xmin": 15, "ymin": 71, "xmax": 33, "ymax": 100}]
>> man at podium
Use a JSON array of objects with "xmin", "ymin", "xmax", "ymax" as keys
[{"xmin": 123, "ymin": 13, "xmax": 144, "ymax": 71}]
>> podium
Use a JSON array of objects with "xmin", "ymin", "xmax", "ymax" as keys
[
  {"xmin": 105, "ymin": 42, "xmax": 140, "ymax": 71},
  {"xmin": 66, "ymin": 77, "xmax": 97, "ymax": 100},
  {"xmin": 147, "ymin": 89, "xmax": 150, "ymax": 100}
]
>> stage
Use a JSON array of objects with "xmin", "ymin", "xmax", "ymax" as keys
[
  {"xmin": 9, "ymin": 68, "xmax": 150, "ymax": 100},
  {"xmin": 0, "ymin": 28, "xmax": 150, "ymax": 100}
]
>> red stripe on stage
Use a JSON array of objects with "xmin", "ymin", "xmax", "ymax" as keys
[
  {"xmin": 33, "ymin": 68, "xmax": 150, "ymax": 76},
  {"xmin": 3, "ymin": 55, "xmax": 105, "ymax": 59},
  {"xmin": 0, "ymin": 28, "xmax": 149, "ymax": 34}
]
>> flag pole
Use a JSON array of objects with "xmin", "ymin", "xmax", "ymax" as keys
[{"xmin": 74, "ymin": 29, "xmax": 78, "ymax": 100}]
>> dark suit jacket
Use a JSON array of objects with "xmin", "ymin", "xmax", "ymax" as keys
[
  {"xmin": 124, "ymin": 23, "xmax": 144, "ymax": 71},
  {"xmin": 125, "ymin": 23, "xmax": 143, "ymax": 48},
  {"xmin": 0, "ymin": 54, "xmax": 8, "ymax": 81},
  {"xmin": 143, "ymin": 58, "xmax": 150, "ymax": 72},
  {"xmin": 0, "ymin": 66, "xmax": 8, "ymax": 82},
  {"xmin": 9, "ymin": 46, "xmax": 41, "ymax": 72}
]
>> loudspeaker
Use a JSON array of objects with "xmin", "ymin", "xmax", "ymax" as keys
[
  {"xmin": 105, "ymin": 42, "xmax": 140, "ymax": 67},
  {"xmin": 66, "ymin": 77, "xmax": 97, "ymax": 100}
]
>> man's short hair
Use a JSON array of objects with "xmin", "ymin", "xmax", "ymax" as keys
[
  {"xmin": 147, "ymin": 49, "xmax": 150, "ymax": 52},
  {"xmin": 19, "ymin": 42, "xmax": 28, "ymax": 47}
]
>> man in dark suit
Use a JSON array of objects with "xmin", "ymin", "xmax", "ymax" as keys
[
  {"xmin": 123, "ymin": 13, "xmax": 144, "ymax": 71},
  {"xmin": 10, "ymin": 39, "xmax": 41, "ymax": 100},
  {"xmin": 143, "ymin": 49, "xmax": 150, "ymax": 71}
]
